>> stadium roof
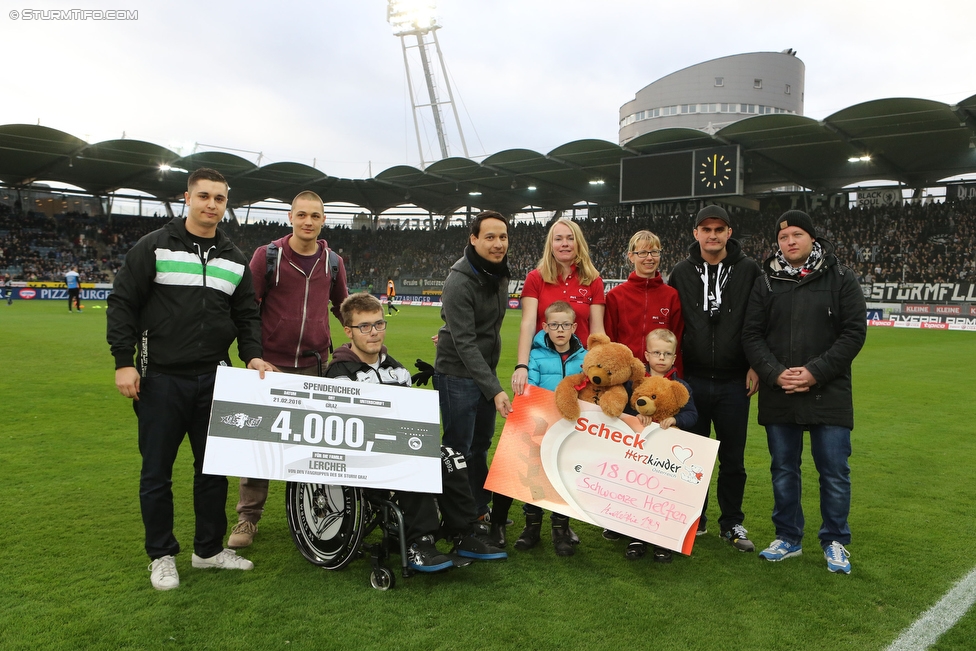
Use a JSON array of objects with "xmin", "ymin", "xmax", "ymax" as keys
[{"xmin": 2, "ymin": 93, "xmax": 976, "ymax": 215}]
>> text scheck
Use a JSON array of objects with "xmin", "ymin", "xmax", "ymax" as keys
[
  {"xmin": 302, "ymin": 382, "xmax": 361, "ymax": 395},
  {"xmin": 575, "ymin": 417, "xmax": 645, "ymax": 449}
]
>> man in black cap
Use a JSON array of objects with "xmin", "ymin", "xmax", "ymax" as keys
[
  {"xmin": 668, "ymin": 205, "xmax": 761, "ymax": 553},
  {"xmin": 742, "ymin": 210, "xmax": 866, "ymax": 574}
]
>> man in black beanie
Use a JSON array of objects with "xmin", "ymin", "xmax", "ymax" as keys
[{"xmin": 742, "ymin": 210, "xmax": 866, "ymax": 574}]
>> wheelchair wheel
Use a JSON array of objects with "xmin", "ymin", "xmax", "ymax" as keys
[
  {"xmin": 286, "ymin": 482, "xmax": 366, "ymax": 570},
  {"xmin": 369, "ymin": 566, "xmax": 395, "ymax": 591}
]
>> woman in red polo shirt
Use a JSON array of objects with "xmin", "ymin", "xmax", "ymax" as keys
[
  {"xmin": 498, "ymin": 218, "xmax": 604, "ymax": 556},
  {"xmin": 512, "ymin": 219, "xmax": 605, "ymax": 394}
]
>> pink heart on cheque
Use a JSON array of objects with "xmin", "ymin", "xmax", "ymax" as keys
[
  {"xmin": 671, "ymin": 446, "xmax": 693, "ymax": 465},
  {"xmin": 539, "ymin": 406, "xmax": 700, "ymax": 551}
]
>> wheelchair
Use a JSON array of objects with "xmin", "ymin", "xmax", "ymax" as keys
[{"xmin": 285, "ymin": 481, "xmax": 413, "ymax": 590}]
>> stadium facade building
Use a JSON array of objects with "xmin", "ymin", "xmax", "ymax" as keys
[{"xmin": 619, "ymin": 50, "xmax": 805, "ymax": 144}]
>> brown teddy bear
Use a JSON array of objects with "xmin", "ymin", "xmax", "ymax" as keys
[
  {"xmin": 554, "ymin": 334, "xmax": 647, "ymax": 421},
  {"xmin": 629, "ymin": 375, "xmax": 690, "ymax": 422}
]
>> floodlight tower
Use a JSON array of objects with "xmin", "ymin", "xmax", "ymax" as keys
[{"xmin": 387, "ymin": 0, "xmax": 468, "ymax": 169}]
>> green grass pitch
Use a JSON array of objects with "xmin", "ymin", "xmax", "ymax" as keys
[{"xmin": 1, "ymin": 300, "xmax": 974, "ymax": 650}]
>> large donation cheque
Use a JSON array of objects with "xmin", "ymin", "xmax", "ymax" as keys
[
  {"xmin": 203, "ymin": 366, "xmax": 442, "ymax": 493},
  {"xmin": 485, "ymin": 385, "xmax": 719, "ymax": 554}
]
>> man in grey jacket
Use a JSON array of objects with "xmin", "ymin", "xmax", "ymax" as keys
[{"xmin": 434, "ymin": 210, "xmax": 512, "ymax": 519}]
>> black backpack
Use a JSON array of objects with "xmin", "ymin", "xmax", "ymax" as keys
[{"xmin": 263, "ymin": 242, "xmax": 340, "ymax": 292}]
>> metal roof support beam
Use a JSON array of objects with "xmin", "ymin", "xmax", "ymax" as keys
[
  {"xmin": 480, "ymin": 162, "xmax": 584, "ymax": 201},
  {"xmin": 820, "ymin": 120, "xmax": 908, "ymax": 184},
  {"xmin": 950, "ymin": 104, "xmax": 976, "ymax": 131},
  {"xmin": 741, "ymin": 148, "xmax": 815, "ymax": 191},
  {"xmin": 18, "ymin": 141, "xmax": 93, "ymax": 186}
]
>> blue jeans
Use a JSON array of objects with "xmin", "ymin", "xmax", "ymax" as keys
[
  {"xmin": 765, "ymin": 424, "xmax": 852, "ymax": 549},
  {"xmin": 685, "ymin": 376, "xmax": 751, "ymax": 531},
  {"xmin": 434, "ymin": 373, "xmax": 497, "ymax": 516}
]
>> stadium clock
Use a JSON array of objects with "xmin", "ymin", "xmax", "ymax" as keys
[{"xmin": 697, "ymin": 150, "xmax": 736, "ymax": 195}]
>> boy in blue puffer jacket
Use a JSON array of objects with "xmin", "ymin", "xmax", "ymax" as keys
[
  {"xmin": 527, "ymin": 301, "xmax": 587, "ymax": 391},
  {"xmin": 516, "ymin": 301, "xmax": 587, "ymax": 556}
]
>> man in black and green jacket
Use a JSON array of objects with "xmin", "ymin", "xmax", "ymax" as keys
[{"xmin": 107, "ymin": 168, "xmax": 274, "ymax": 591}]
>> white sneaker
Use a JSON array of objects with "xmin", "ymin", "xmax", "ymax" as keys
[
  {"xmin": 191, "ymin": 548, "xmax": 254, "ymax": 570},
  {"xmin": 149, "ymin": 555, "xmax": 179, "ymax": 590}
]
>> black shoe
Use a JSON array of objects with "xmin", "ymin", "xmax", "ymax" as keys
[
  {"xmin": 552, "ymin": 525, "xmax": 576, "ymax": 557},
  {"xmin": 625, "ymin": 540, "xmax": 646, "ymax": 560},
  {"xmin": 453, "ymin": 528, "xmax": 507, "ymax": 560},
  {"xmin": 514, "ymin": 524, "xmax": 540, "ymax": 550},
  {"xmin": 721, "ymin": 524, "xmax": 756, "ymax": 552},
  {"xmin": 602, "ymin": 528, "xmax": 622, "ymax": 541},
  {"xmin": 408, "ymin": 535, "xmax": 453, "ymax": 573},
  {"xmin": 652, "ymin": 546, "xmax": 673, "ymax": 564},
  {"xmin": 489, "ymin": 521, "xmax": 507, "ymax": 547}
]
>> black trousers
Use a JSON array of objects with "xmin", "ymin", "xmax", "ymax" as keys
[
  {"xmin": 395, "ymin": 446, "xmax": 478, "ymax": 542},
  {"xmin": 136, "ymin": 370, "xmax": 227, "ymax": 560}
]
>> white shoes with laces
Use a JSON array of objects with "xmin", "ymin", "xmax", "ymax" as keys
[
  {"xmin": 150, "ymin": 549, "xmax": 253, "ymax": 590},
  {"xmin": 149, "ymin": 555, "xmax": 179, "ymax": 591},
  {"xmin": 191, "ymin": 548, "xmax": 255, "ymax": 570}
]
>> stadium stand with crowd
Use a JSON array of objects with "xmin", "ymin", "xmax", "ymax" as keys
[{"xmin": 2, "ymin": 199, "xmax": 974, "ymax": 289}]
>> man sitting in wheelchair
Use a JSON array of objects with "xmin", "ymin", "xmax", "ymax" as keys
[{"xmin": 325, "ymin": 293, "xmax": 507, "ymax": 572}]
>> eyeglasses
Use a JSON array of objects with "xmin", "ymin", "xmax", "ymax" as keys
[
  {"xmin": 545, "ymin": 322, "xmax": 575, "ymax": 331},
  {"xmin": 349, "ymin": 320, "xmax": 387, "ymax": 333},
  {"xmin": 646, "ymin": 350, "xmax": 675, "ymax": 359},
  {"xmin": 631, "ymin": 250, "xmax": 662, "ymax": 259}
]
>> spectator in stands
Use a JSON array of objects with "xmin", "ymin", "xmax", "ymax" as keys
[{"xmin": 227, "ymin": 191, "xmax": 348, "ymax": 550}]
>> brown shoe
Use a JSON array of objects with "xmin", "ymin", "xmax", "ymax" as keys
[{"xmin": 228, "ymin": 520, "xmax": 257, "ymax": 548}]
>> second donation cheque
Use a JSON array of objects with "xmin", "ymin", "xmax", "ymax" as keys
[
  {"xmin": 203, "ymin": 367, "xmax": 442, "ymax": 493},
  {"xmin": 486, "ymin": 386, "xmax": 719, "ymax": 554}
]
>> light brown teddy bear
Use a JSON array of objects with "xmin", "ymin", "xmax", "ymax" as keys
[
  {"xmin": 629, "ymin": 375, "xmax": 690, "ymax": 423},
  {"xmin": 554, "ymin": 334, "xmax": 647, "ymax": 421}
]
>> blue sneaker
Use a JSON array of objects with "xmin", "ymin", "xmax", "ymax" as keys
[
  {"xmin": 824, "ymin": 541, "xmax": 851, "ymax": 574},
  {"xmin": 453, "ymin": 526, "xmax": 508, "ymax": 561},
  {"xmin": 407, "ymin": 535, "xmax": 454, "ymax": 573},
  {"xmin": 758, "ymin": 539, "xmax": 802, "ymax": 561}
]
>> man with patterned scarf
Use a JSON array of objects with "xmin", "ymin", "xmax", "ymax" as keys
[
  {"xmin": 434, "ymin": 210, "xmax": 513, "ymax": 532},
  {"xmin": 742, "ymin": 210, "xmax": 866, "ymax": 574}
]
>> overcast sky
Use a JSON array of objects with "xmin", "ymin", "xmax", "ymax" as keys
[{"xmin": 2, "ymin": 0, "xmax": 975, "ymax": 181}]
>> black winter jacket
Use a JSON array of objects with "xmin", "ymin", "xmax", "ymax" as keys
[
  {"xmin": 741, "ymin": 239, "xmax": 866, "ymax": 429},
  {"xmin": 325, "ymin": 343, "xmax": 412, "ymax": 387},
  {"xmin": 107, "ymin": 217, "xmax": 263, "ymax": 376},
  {"xmin": 668, "ymin": 239, "xmax": 760, "ymax": 380}
]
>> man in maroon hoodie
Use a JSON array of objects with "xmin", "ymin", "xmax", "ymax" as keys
[{"xmin": 228, "ymin": 191, "xmax": 348, "ymax": 548}]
